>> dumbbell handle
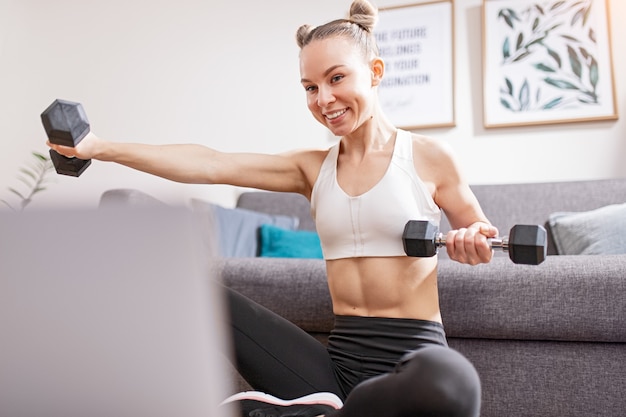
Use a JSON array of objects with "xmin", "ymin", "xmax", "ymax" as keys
[
  {"xmin": 403, "ymin": 221, "xmax": 547, "ymax": 265},
  {"xmin": 432, "ymin": 233, "xmax": 510, "ymax": 252}
]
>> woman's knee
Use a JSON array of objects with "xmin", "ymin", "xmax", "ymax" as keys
[{"xmin": 399, "ymin": 346, "xmax": 481, "ymax": 416}]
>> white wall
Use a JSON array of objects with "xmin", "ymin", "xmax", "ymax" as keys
[{"xmin": 1, "ymin": 0, "xmax": 624, "ymax": 209}]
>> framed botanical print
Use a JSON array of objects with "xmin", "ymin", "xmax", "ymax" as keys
[{"xmin": 482, "ymin": 0, "xmax": 618, "ymax": 127}]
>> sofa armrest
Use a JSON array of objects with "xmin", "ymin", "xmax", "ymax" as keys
[{"xmin": 438, "ymin": 255, "xmax": 626, "ymax": 343}]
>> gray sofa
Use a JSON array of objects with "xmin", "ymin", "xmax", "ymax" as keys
[{"xmin": 101, "ymin": 178, "xmax": 626, "ymax": 417}]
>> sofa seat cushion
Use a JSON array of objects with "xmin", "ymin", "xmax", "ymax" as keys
[
  {"xmin": 217, "ymin": 257, "xmax": 334, "ymax": 333},
  {"xmin": 438, "ymin": 255, "xmax": 626, "ymax": 343}
]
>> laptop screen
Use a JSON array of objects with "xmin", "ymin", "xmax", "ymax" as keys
[{"xmin": 0, "ymin": 206, "xmax": 233, "ymax": 417}]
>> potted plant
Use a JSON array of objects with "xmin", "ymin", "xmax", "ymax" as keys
[{"xmin": 1, "ymin": 151, "xmax": 54, "ymax": 211}]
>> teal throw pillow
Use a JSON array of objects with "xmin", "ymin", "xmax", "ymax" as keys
[{"xmin": 259, "ymin": 224, "xmax": 323, "ymax": 259}]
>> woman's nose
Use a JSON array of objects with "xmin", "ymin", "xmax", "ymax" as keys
[{"xmin": 317, "ymin": 86, "xmax": 335, "ymax": 107}]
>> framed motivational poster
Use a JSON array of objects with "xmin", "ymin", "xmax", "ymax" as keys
[{"xmin": 375, "ymin": 0, "xmax": 455, "ymax": 129}]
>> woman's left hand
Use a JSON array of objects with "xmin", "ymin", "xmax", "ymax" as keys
[{"xmin": 445, "ymin": 222, "xmax": 498, "ymax": 265}]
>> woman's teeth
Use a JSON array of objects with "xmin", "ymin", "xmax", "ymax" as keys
[{"xmin": 326, "ymin": 109, "xmax": 347, "ymax": 120}]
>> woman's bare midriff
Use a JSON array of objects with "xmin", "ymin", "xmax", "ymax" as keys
[{"xmin": 325, "ymin": 256, "xmax": 442, "ymax": 323}]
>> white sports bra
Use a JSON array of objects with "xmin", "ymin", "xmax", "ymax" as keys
[{"xmin": 310, "ymin": 129, "xmax": 441, "ymax": 260}]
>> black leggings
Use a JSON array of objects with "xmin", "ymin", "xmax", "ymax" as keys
[{"xmin": 225, "ymin": 286, "xmax": 481, "ymax": 417}]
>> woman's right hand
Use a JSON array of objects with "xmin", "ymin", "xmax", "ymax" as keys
[{"xmin": 47, "ymin": 131, "xmax": 104, "ymax": 160}]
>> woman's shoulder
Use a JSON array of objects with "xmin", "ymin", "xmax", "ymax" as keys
[
  {"xmin": 282, "ymin": 147, "xmax": 332, "ymax": 165},
  {"xmin": 404, "ymin": 130, "xmax": 453, "ymax": 160},
  {"xmin": 281, "ymin": 147, "xmax": 332, "ymax": 192}
]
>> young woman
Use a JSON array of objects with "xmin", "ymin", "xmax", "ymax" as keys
[{"xmin": 48, "ymin": 1, "xmax": 497, "ymax": 416}]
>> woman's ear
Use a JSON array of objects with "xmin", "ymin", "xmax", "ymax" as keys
[{"xmin": 370, "ymin": 57, "xmax": 385, "ymax": 87}]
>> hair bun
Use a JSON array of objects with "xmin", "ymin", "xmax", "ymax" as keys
[
  {"xmin": 349, "ymin": 0, "xmax": 378, "ymax": 32},
  {"xmin": 296, "ymin": 24, "xmax": 316, "ymax": 48}
]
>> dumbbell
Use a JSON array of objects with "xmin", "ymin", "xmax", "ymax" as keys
[
  {"xmin": 403, "ymin": 220, "xmax": 547, "ymax": 265},
  {"xmin": 41, "ymin": 99, "xmax": 91, "ymax": 177}
]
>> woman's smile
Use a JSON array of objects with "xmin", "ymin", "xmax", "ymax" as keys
[{"xmin": 325, "ymin": 108, "xmax": 348, "ymax": 122}]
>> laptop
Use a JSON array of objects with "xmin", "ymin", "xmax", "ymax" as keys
[{"xmin": 0, "ymin": 206, "xmax": 234, "ymax": 417}]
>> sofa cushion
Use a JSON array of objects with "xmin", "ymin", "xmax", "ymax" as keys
[
  {"xmin": 259, "ymin": 224, "xmax": 323, "ymax": 259},
  {"xmin": 218, "ymin": 257, "xmax": 334, "ymax": 333},
  {"xmin": 190, "ymin": 199, "xmax": 299, "ymax": 257},
  {"xmin": 548, "ymin": 203, "xmax": 626, "ymax": 255},
  {"xmin": 438, "ymin": 255, "xmax": 626, "ymax": 343}
]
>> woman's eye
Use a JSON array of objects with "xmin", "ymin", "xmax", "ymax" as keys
[
  {"xmin": 331, "ymin": 74, "xmax": 344, "ymax": 83},
  {"xmin": 305, "ymin": 85, "xmax": 317, "ymax": 92}
]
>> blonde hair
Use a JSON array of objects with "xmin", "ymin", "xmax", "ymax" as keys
[{"xmin": 295, "ymin": 0, "xmax": 379, "ymax": 60}]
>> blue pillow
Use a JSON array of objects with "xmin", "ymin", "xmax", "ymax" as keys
[
  {"xmin": 259, "ymin": 224, "xmax": 323, "ymax": 259},
  {"xmin": 190, "ymin": 199, "xmax": 299, "ymax": 257}
]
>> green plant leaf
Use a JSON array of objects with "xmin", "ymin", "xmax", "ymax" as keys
[
  {"xmin": 589, "ymin": 56, "xmax": 599, "ymax": 88},
  {"xmin": 583, "ymin": 6, "xmax": 591, "ymax": 26},
  {"xmin": 568, "ymin": 1, "xmax": 586, "ymax": 9},
  {"xmin": 567, "ymin": 45, "xmax": 582, "ymax": 78},
  {"xmin": 577, "ymin": 85, "xmax": 598, "ymax": 103},
  {"xmin": 505, "ymin": 78, "xmax": 513, "ymax": 96},
  {"xmin": 588, "ymin": 27, "xmax": 596, "ymax": 43},
  {"xmin": 546, "ymin": 23, "xmax": 563, "ymax": 33},
  {"xmin": 516, "ymin": 33, "xmax": 524, "ymax": 51},
  {"xmin": 536, "ymin": 86, "xmax": 542, "ymax": 103},
  {"xmin": 32, "ymin": 151, "xmax": 49, "ymax": 161},
  {"xmin": 500, "ymin": 98, "xmax": 514, "ymax": 111},
  {"xmin": 571, "ymin": 9, "xmax": 584, "ymax": 26},
  {"xmin": 546, "ymin": 48, "xmax": 562, "ymax": 67},
  {"xmin": 17, "ymin": 177, "xmax": 35, "ymax": 190},
  {"xmin": 9, "ymin": 187, "xmax": 26, "ymax": 200},
  {"xmin": 567, "ymin": 2, "xmax": 592, "ymax": 26},
  {"xmin": 569, "ymin": 1, "xmax": 589, "ymax": 27},
  {"xmin": 534, "ymin": 63, "xmax": 556, "ymax": 72},
  {"xmin": 561, "ymin": 34, "xmax": 580, "ymax": 43},
  {"xmin": 544, "ymin": 77, "xmax": 579, "ymax": 90},
  {"xmin": 532, "ymin": 17, "xmax": 539, "ymax": 31},
  {"xmin": 512, "ymin": 51, "xmax": 531, "ymax": 62},
  {"xmin": 502, "ymin": 37, "xmax": 510, "ymax": 59},
  {"xmin": 519, "ymin": 79, "xmax": 530, "ymax": 110},
  {"xmin": 527, "ymin": 35, "xmax": 547, "ymax": 47},
  {"xmin": 19, "ymin": 167, "xmax": 38, "ymax": 181},
  {"xmin": 550, "ymin": 1, "xmax": 566, "ymax": 12},
  {"xmin": 579, "ymin": 47, "xmax": 591, "ymax": 62},
  {"xmin": 498, "ymin": 8, "xmax": 521, "ymax": 29},
  {"xmin": 542, "ymin": 97, "xmax": 563, "ymax": 109}
]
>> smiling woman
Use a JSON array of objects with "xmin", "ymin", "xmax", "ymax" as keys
[{"xmin": 46, "ymin": 1, "xmax": 497, "ymax": 416}]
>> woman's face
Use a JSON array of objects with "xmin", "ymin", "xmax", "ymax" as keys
[{"xmin": 299, "ymin": 37, "xmax": 379, "ymax": 137}]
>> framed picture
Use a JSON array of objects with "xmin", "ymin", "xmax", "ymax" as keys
[
  {"xmin": 482, "ymin": 0, "xmax": 618, "ymax": 128},
  {"xmin": 375, "ymin": 0, "xmax": 455, "ymax": 129}
]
